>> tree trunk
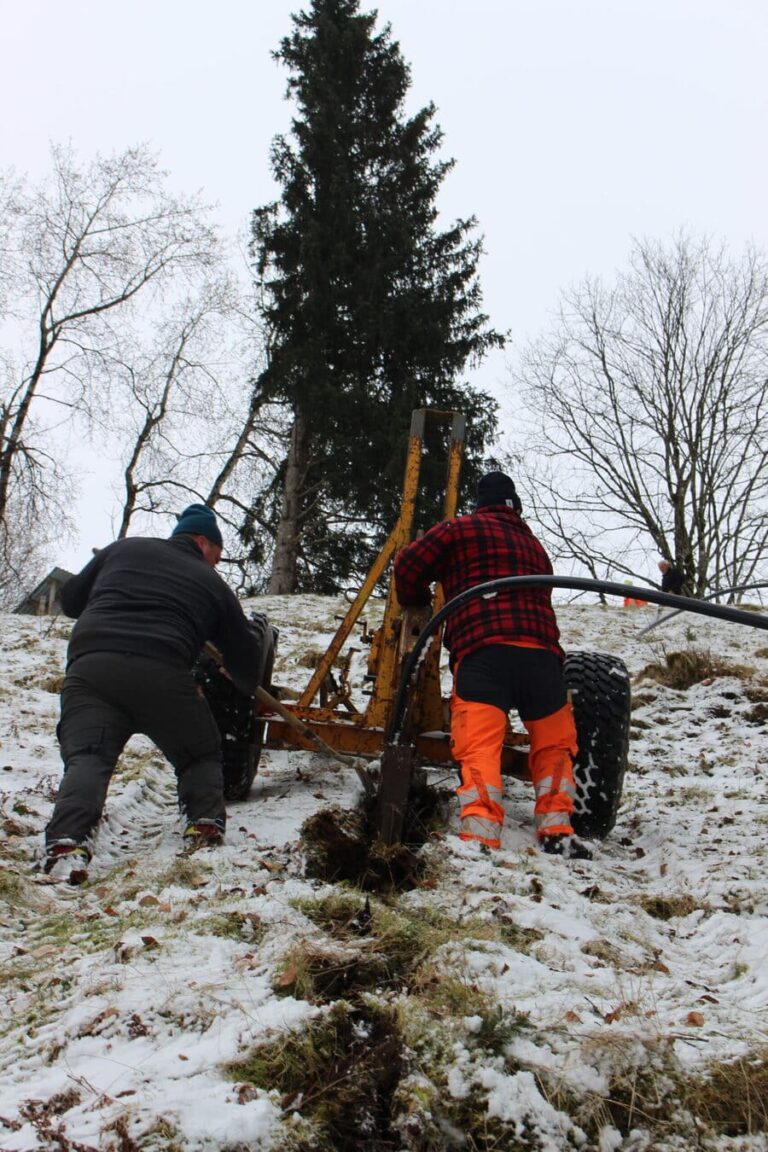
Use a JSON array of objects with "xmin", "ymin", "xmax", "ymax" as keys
[{"xmin": 268, "ymin": 412, "xmax": 309, "ymax": 594}]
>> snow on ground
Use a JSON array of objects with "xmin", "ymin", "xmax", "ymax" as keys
[{"xmin": 0, "ymin": 595, "xmax": 767, "ymax": 1150}]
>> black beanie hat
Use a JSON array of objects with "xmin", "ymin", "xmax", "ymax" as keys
[
  {"xmin": 475, "ymin": 471, "xmax": 522, "ymax": 513},
  {"xmin": 171, "ymin": 504, "xmax": 224, "ymax": 548}
]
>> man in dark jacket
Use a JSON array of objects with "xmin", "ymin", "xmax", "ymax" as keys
[
  {"xmin": 658, "ymin": 559, "xmax": 685, "ymax": 595},
  {"xmin": 394, "ymin": 472, "xmax": 590, "ymax": 859},
  {"xmin": 44, "ymin": 504, "xmax": 267, "ymax": 883}
]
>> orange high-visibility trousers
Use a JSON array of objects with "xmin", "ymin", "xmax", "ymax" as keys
[
  {"xmin": 451, "ymin": 695, "xmax": 579, "ymax": 846},
  {"xmin": 523, "ymin": 702, "xmax": 578, "ymax": 837},
  {"xmin": 451, "ymin": 694, "xmax": 507, "ymax": 848}
]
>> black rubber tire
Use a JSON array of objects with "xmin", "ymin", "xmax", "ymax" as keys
[
  {"xmin": 194, "ymin": 614, "xmax": 277, "ymax": 803},
  {"xmin": 563, "ymin": 650, "xmax": 631, "ymax": 839}
]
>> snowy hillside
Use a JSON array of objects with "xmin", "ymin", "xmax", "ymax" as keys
[{"xmin": 1, "ymin": 597, "xmax": 767, "ymax": 1151}]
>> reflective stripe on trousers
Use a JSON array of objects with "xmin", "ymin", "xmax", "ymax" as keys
[
  {"xmin": 523, "ymin": 702, "xmax": 578, "ymax": 838},
  {"xmin": 450, "ymin": 695, "xmax": 507, "ymax": 849}
]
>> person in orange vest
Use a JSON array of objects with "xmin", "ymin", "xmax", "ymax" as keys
[
  {"xmin": 394, "ymin": 472, "xmax": 590, "ymax": 859},
  {"xmin": 622, "ymin": 580, "xmax": 648, "ymax": 608}
]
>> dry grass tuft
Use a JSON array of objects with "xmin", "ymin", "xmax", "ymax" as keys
[
  {"xmin": 685, "ymin": 1049, "xmax": 768, "ymax": 1135},
  {"xmin": 638, "ymin": 892, "xmax": 703, "ymax": 920},
  {"xmin": 274, "ymin": 941, "xmax": 389, "ymax": 1001},
  {"xmin": 638, "ymin": 648, "xmax": 753, "ymax": 690},
  {"xmin": 574, "ymin": 1033, "xmax": 768, "ymax": 1144}
]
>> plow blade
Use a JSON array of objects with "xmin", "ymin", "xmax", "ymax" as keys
[{"xmin": 375, "ymin": 742, "xmax": 416, "ymax": 846}]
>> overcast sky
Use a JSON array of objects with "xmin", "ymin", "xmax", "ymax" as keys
[{"xmin": 3, "ymin": 0, "xmax": 768, "ymax": 567}]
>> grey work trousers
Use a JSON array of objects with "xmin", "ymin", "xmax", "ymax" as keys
[{"xmin": 45, "ymin": 651, "xmax": 225, "ymax": 847}]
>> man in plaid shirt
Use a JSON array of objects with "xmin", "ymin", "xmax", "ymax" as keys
[{"xmin": 394, "ymin": 471, "xmax": 591, "ymax": 859}]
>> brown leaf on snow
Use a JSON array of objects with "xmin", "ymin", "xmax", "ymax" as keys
[
  {"xmin": 604, "ymin": 1001, "xmax": 640, "ymax": 1024},
  {"xmin": 564, "ymin": 1010, "xmax": 582, "ymax": 1023},
  {"xmin": 236, "ymin": 1082, "xmax": 261, "ymax": 1104},
  {"xmin": 276, "ymin": 961, "xmax": 298, "ymax": 988},
  {"xmin": 77, "ymin": 1007, "xmax": 119, "ymax": 1037},
  {"xmin": 139, "ymin": 894, "xmax": 159, "ymax": 907},
  {"xmin": 686, "ymin": 1011, "xmax": 706, "ymax": 1026},
  {"xmin": 140, "ymin": 935, "xmax": 160, "ymax": 949}
]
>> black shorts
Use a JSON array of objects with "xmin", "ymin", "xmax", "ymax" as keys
[{"xmin": 455, "ymin": 644, "xmax": 566, "ymax": 722}]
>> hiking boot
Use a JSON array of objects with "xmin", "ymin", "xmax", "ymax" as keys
[
  {"xmin": 540, "ymin": 833, "xmax": 593, "ymax": 861},
  {"xmin": 183, "ymin": 822, "xmax": 224, "ymax": 851},
  {"xmin": 44, "ymin": 843, "xmax": 91, "ymax": 885}
]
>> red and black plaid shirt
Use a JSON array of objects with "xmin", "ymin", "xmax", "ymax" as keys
[{"xmin": 394, "ymin": 505, "xmax": 563, "ymax": 665}]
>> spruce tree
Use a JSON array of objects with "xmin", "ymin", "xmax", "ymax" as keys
[{"xmin": 251, "ymin": 0, "xmax": 504, "ymax": 593}]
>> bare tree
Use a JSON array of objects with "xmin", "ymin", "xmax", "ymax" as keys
[
  {"xmin": 104, "ymin": 272, "xmax": 287, "ymax": 591},
  {"xmin": 0, "ymin": 143, "xmax": 217, "ymax": 598},
  {"xmin": 512, "ymin": 235, "xmax": 768, "ymax": 596},
  {"xmin": 109, "ymin": 277, "xmax": 239, "ymax": 537}
]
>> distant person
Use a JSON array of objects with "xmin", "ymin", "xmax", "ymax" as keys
[
  {"xmin": 394, "ymin": 471, "xmax": 591, "ymax": 860},
  {"xmin": 44, "ymin": 505, "xmax": 267, "ymax": 884},
  {"xmin": 658, "ymin": 559, "xmax": 685, "ymax": 595},
  {"xmin": 622, "ymin": 579, "xmax": 648, "ymax": 608}
]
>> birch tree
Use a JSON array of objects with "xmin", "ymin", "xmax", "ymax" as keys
[{"xmin": 0, "ymin": 143, "xmax": 217, "ymax": 599}]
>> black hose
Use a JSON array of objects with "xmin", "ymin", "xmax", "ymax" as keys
[
  {"xmin": 636, "ymin": 581, "xmax": 768, "ymax": 638},
  {"xmin": 389, "ymin": 576, "xmax": 768, "ymax": 744}
]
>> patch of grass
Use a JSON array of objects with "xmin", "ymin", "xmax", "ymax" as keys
[
  {"xmin": 293, "ymin": 889, "xmax": 372, "ymax": 939},
  {"xmin": 0, "ymin": 866, "xmax": 29, "ymax": 906},
  {"xmin": 152, "ymin": 857, "xmax": 207, "ymax": 891},
  {"xmin": 25, "ymin": 910, "xmax": 138, "ymax": 954},
  {"xmin": 291, "ymin": 892, "xmax": 542, "ymax": 1003},
  {"xmin": 108, "ymin": 1114, "xmax": 186, "ymax": 1151},
  {"xmin": 226, "ymin": 1001, "xmax": 403, "ymax": 1152},
  {"xmin": 690, "ymin": 1055, "xmax": 768, "ymax": 1133},
  {"xmin": 410, "ymin": 974, "xmax": 528, "ymax": 1057},
  {"xmin": 638, "ymin": 648, "xmax": 753, "ymax": 690},
  {"xmin": 581, "ymin": 938, "xmax": 624, "ymax": 967},
  {"xmin": 275, "ymin": 900, "xmax": 465, "ymax": 1001},
  {"xmin": 638, "ymin": 893, "xmax": 703, "ymax": 920},
  {"xmin": 0, "ymin": 958, "xmax": 39, "ymax": 992},
  {"xmin": 576, "ymin": 1036, "xmax": 768, "ymax": 1144},
  {"xmin": 193, "ymin": 911, "xmax": 264, "ymax": 943},
  {"xmin": 574, "ymin": 1034, "xmax": 686, "ymax": 1142},
  {"xmin": 274, "ymin": 942, "xmax": 389, "ymax": 1001},
  {"xmin": 746, "ymin": 702, "xmax": 768, "ymax": 725}
]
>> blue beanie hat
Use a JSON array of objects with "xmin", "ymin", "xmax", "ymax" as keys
[
  {"xmin": 171, "ymin": 504, "xmax": 223, "ymax": 548},
  {"xmin": 475, "ymin": 471, "xmax": 522, "ymax": 513}
]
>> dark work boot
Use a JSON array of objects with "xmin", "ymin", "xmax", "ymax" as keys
[
  {"xmin": 183, "ymin": 822, "xmax": 224, "ymax": 852},
  {"xmin": 44, "ymin": 842, "xmax": 91, "ymax": 885}
]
